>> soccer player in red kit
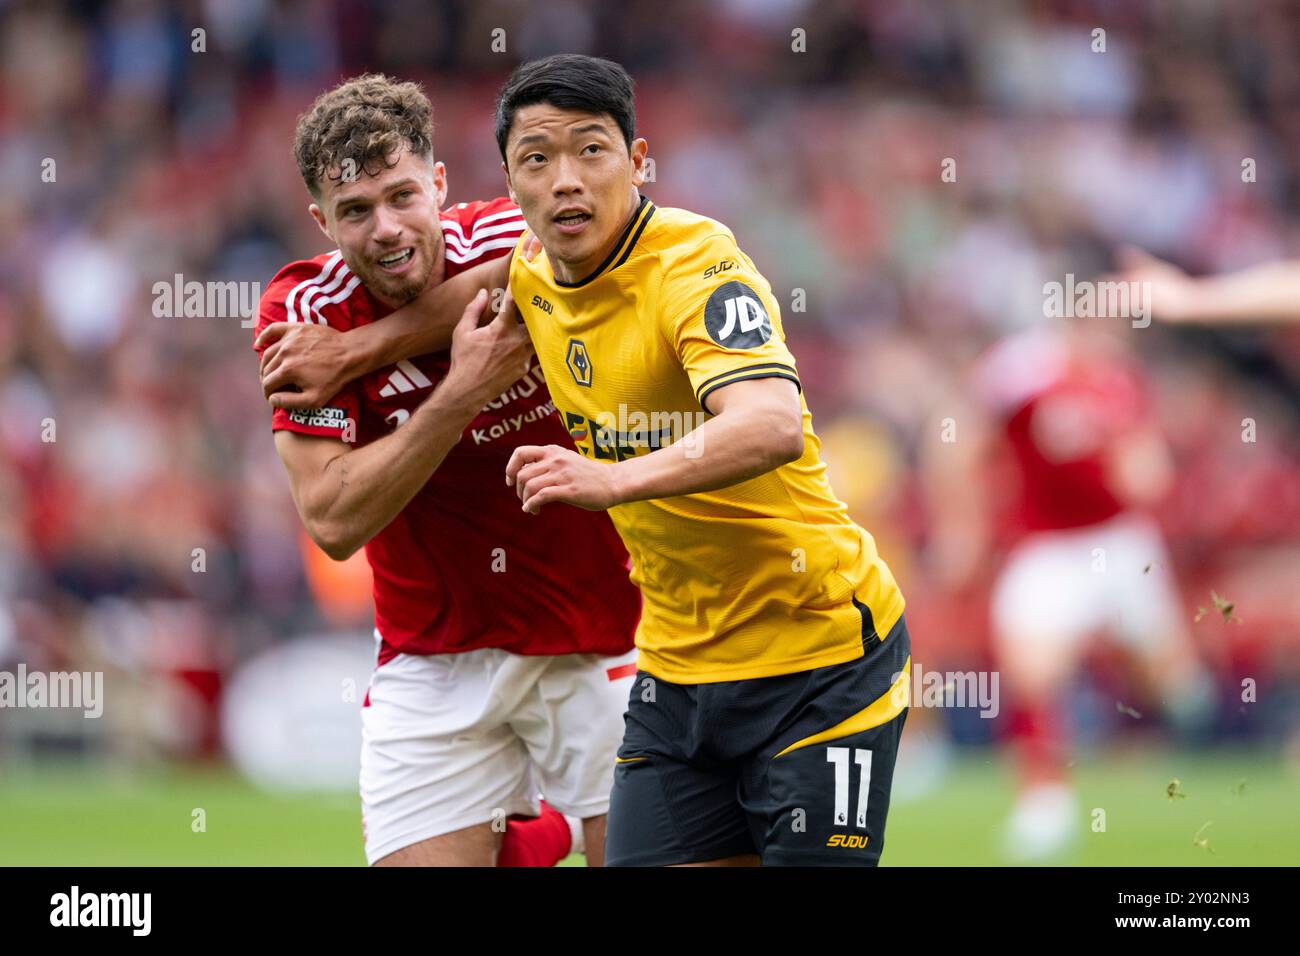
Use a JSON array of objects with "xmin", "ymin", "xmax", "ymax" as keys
[
  {"xmin": 926, "ymin": 322, "xmax": 1215, "ymax": 861},
  {"xmin": 253, "ymin": 75, "xmax": 640, "ymax": 866}
]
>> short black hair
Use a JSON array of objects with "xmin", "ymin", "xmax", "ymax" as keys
[{"xmin": 494, "ymin": 54, "xmax": 636, "ymax": 163}]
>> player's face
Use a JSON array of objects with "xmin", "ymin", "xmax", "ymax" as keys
[
  {"xmin": 503, "ymin": 104, "xmax": 648, "ymax": 283},
  {"xmin": 310, "ymin": 150, "xmax": 448, "ymax": 307}
]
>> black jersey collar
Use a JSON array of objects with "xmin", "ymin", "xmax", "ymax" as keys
[{"xmin": 553, "ymin": 194, "xmax": 656, "ymax": 288}]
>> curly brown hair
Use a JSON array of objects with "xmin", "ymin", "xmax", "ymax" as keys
[{"xmin": 293, "ymin": 73, "xmax": 433, "ymax": 196}]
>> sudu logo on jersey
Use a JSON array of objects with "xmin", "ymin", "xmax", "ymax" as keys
[
  {"xmin": 826, "ymin": 834, "xmax": 871, "ymax": 849},
  {"xmin": 704, "ymin": 281, "xmax": 773, "ymax": 348}
]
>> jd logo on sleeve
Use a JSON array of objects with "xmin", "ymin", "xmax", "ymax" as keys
[{"xmin": 704, "ymin": 281, "xmax": 772, "ymax": 348}]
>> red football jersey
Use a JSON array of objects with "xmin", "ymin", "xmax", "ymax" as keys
[
  {"xmin": 255, "ymin": 198, "xmax": 640, "ymax": 664},
  {"xmin": 974, "ymin": 329, "xmax": 1149, "ymax": 535}
]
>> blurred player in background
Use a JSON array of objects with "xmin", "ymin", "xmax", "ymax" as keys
[
  {"xmin": 253, "ymin": 75, "xmax": 641, "ymax": 866},
  {"xmin": 925, "ymin": 319, "xmax": 1217, "ymax": 861}
]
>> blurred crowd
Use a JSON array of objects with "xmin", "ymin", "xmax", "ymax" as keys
[{"xmin": 1, "ymin": 0, "xmax": 1297, "ymax": 764}]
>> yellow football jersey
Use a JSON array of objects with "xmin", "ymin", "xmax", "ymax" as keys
[{"xmin": 510, "ymin": 195, "xmax": 905, "ymax": 683}]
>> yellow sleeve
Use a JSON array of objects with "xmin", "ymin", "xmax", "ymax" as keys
[{"xmin": 658, "ymin": 231, "xmax": 800, "ymax": 413}]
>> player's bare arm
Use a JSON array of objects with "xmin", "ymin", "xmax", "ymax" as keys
[
  {"xmin": 1104, "ymin": 422, "xmax": 1175, "ymax": 508},
  {"xmin": 920, "ymin": 383, "xmax": 995, "ymax": 593},
  {"xmin": 1112, "ymin": 245, "xmax": 1300, "ymax": 325},
  {"xmin": 505, "ymin": 376, "xmax": 803, "ymax": 514},
  {"xmin": 277, "ymin": 289, "xmax": 533, "ymax": 557},
  {"xmin": 258, "ymin": 233, "xmax": 543, "ymax": 409},
  {"xmin": 257, "ymin": 253, "xmax": 506, "ymax": 408}
]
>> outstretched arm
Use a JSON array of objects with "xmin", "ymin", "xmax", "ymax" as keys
[
  {"xmin": 258, "ymin": 254, "xmax": 511, "ymax": 410},
  {"xmin": 275, "ymin": 289, "xmax": 534, "ymax": 559},
  {"xmin": 1112, "ymin": 246, "xmax": 1300, "ymax": 325},
  {"xmin": 919, "ymin": 383, "xmax": 994, "ymax": 593}
]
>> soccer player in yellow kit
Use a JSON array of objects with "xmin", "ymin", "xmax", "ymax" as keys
[{"xmin": 496, "ymin": 55, "xmax": 910, "ymax": 867}]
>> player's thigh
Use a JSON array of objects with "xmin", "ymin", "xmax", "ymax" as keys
[
  {"xmin": 991, "ymin": 533, "xmax": 1100, "ymax": 690},
  {"xmin": 360, "ymin": 651, "xmax": 536, "ymax": 866},
  {"xmin": 743, "ymin": 615, "xmax": 913, "ymax": 867},
  {"xmin": 606, "ymin": 749, "xmax": 754, "ymax": 867},
  {"xmin": 372, "ymin": 821, "xmax": 501, "ymax": 867},
  {"xmin": 603, "ymin": 673, "xmax": 755, "ymax": 867},
  {"xmin": 751, "ymin": 708, "xmax": 909, "ymax": 867},
  {"xmin": 581, "ymin": 815, "xmax": 606, "ymax": 868},
  {"xmin": 1106, "ymin": 516, "xmax": 1192, "ymax": 654},
  {"xmin": 510, "ymin": 648, "xmax": 637, "ymax": 822}
]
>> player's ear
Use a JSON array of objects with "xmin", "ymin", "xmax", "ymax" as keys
[
  {"xmin": 432, "ymin": 160, "xmax": 448, "ymax": 208},
  {"xmin": 502, "ymin": 161, "xmax": 518, "ymax": 204},
  {"xmin": 308, "ymin": 203, "xmax": 333, "ymax": 243},
  {"xmin": 630, "ymin": 138, "xmax": 649, "ymax": 188}
]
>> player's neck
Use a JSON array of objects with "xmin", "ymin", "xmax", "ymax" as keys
[
  {"xmin": 550, "ymin": 190, "xmax": 641, "ymax": 285},
  {"xmin": 428, "ymin": 226, "xmax": 447, "ymax": 289}
]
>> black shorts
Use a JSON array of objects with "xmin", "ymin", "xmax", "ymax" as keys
[{"xmin": 605, "ymin": 611, "xmax": 911, "ymax": 867}]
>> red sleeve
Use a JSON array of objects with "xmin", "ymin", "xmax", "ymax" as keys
[
  {"xmin": 253, "ymin": 256, "xmax": 363, "ymax": 442},
  {"xmin": 442, "ymin": 197, "xmax": 527, "ymax": 272}
]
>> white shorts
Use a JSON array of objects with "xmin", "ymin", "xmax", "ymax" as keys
[
  {"xmin": 991, "ymin": 512, "xmax": 1185, "ymax": 657},
  {"xmin": 359, "ymin": 639, "xmax": 637, "ymax": 865}
]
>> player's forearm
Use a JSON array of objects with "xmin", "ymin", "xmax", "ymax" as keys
[
  {"xmin": 612, "ymin": 406, "xmax": 804, "ymax": 504},
  {"xmin": 1174, "ymin": 262, "xmax": 1300, "ymax": 323},
  {"xmin": 920, "ymin": 411, "xmax": 991, "ymax": 589},
  {"xmin": 301, "ymin": 386, "xmax": 482, "ymax": 559},
  {"xmin": 348, "ymin": 257, "xmax": 511, "ymax": 375}
]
